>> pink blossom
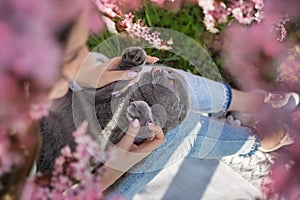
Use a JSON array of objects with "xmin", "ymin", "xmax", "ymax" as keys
[
  {"xmin": 273, "ymin": 15, "xmax": 290, "ymax": 42},
  {"xmin": 61, "ymin": 146, "xmax": 73, "ymax": 158},
  {"xmin": 29, "ymin": 101, "xmax": 51, "ymax": 120},
  {"xmin": 119, "ymin": 13, "xmax": 173, "ymax": 50},
  {"xmin": 223, "ymin": 19, "xmax": 285, "ymax": 90},
  {"xmin": 23, "ymin": 121, "xmax": 109, "ymax": 199},
  {"xmin": 198, "ymin": 0, "xmax": 265, "ymax": 33},
  {"xmin": 117, "ymin": 0, "xmax": 144, "ymax": 13},
  {"xmin": 21, "ymin": 179, "xmax": 51, "ymax": 200},
  {"xmin": 93, "ymin": 0, "xmax": 121, "ymax": 18},
  {"xmin": 0, "ymin": 124, "xmax": 23, "ymax": 176},
  {"xmin": 229, "ymin": 0, "xmax": 256, "ymax": 24}
]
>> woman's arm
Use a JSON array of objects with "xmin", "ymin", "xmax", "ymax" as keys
[{"xmin": 99, "ymin": 119, "xmax": 165, "ymax": 191}]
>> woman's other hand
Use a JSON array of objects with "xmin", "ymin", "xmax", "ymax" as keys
[
  {"xmin": 100, "ymin": 119, "xmax": 165, "ymax": 190},
  {"xmin": 109, "ymin": 119, "xmax": 165, "ymax": 171},
  {"xmin": 117, "ymin": 119, "xmax": 165, "ymax": 154}
]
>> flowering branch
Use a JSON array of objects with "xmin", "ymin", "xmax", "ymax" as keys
[
  {"xmin": 93, "ymin": 0, "xmax": 173, "ymax": 50},
  {"xmin": 22, "ymin": 121, "xmax": 112, "ymax": 200},
  {"xmin": 198, "ymin": 0, "xmax": 265, "ymax": 33}
]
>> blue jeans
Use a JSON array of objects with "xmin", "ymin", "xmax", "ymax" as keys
[{"xmin": 106, "ymin": 69, "xmax": 259, "ymax": 199}]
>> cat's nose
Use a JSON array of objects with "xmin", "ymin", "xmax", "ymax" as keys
[{"xmin": 151, "ymin": 66, "xmax": 163, "ymax": 76}]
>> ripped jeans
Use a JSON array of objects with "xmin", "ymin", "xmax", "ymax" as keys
[{"xmin": 106, "ymin": 68, "xmax": 259, "ymax": 199}]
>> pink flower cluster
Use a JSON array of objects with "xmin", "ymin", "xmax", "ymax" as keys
[
  {"xmin": 22, "ymin": 121, "xmax": 112, "ymax": 200},
  {"xmin": 120, "ymin": 13, "xmax": 173, "ymax": 50},
  {"xmin": 277, "ymin": 46, "xmax": 300, "ymax": 85},
  {"xmin": 92, "ymin": 1, "xmax": 173, "ymax": 50},
  {"xmin": 198, "ymin": 0, "xmax": 265, "ymax": 33},
  {"xmin": 93, "ymin": 0, "xmax": 122, "ymax": 18},
  {"xmin": 0, "ymin": 125, "xmax": 23, "ymax": 181},
  {"xmin": 223, "ymin": 20, "xmax": 284, "ymax": 90},
  {"xmin": 273, "ymin": 15, "xmax": 290, "ymax": 42},
  {"xmin": 263, "ymin": 110, "xmax": 300, "ymax": 199}
]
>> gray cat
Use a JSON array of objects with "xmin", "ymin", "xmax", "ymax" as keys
[{"xmin": 37, "ymin": 47, "xmax": 189, "ymax": 175}]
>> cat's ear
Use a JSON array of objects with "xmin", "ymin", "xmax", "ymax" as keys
[{"xmin": 151, "ymin": 104, "xmax": 167, "ymax": 128}]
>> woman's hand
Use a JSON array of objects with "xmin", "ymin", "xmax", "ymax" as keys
[
  {"xmin": 100, "ymin": 119, "xmax": 165, "ymax": 191},
  {"xmin": 116, "ymin": 119, "xmax": 165, "ymax": 154},
  {"xmin": 75, "ymin": 55, "xmax": 159, "ymax": 90}
]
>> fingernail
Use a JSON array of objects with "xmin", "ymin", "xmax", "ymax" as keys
[
  {"xmin": 114, "ymin": 93, "xmax": 121, "ymax": 97},
  {"xmin": 133, "ymin": 119, "xmax": 140, "ymax": 128},
  {"xmin": 127, "ymin": 81, "xmax": 135, "ymax": 87},
  {"xmin": 111, "ymin": 91, "xmax": 119, "ymax": 95},
  {"xmin": 127, "ymin": 71, "xmax": 137, "ymax": 78}
]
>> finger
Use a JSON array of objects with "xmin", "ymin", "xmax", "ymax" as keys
[
  {"xmin": 146, "ymin": 133, "xmax": 155, "ymax": 141},
  {"xmin": 132, "ymin": 125, "xmax": 165, "ymax": 153},
  {"xmin": 130, "ymin": 144, "xmax": 139, "ymax": 151},
  {"xmin": 116, "ymin": 119, "xmax": 140, "ymax": 151},
  {"xmin": 98, "ymin": 70, "xmax": 139, "ymax": 88},
  {"xmin": 75, "ymin": 57, "xmax": 122, "ymax": 88},
  {"xmin": 111, "ymin": 72, "xmax": 141, "ymax": 97},
  {"xmin": 147, "ymin": 124, "xmax": 165, "ymax": 141},
  {"xmin": 106, "ymin": 57, "xmax": 122, "ymax": 70},
  {"xmin": 132, "ymin": 135, "xmax": 165, "ymax": 154},
  {"xmin": 146, "ymin": 56, "xmax": 159, "ymax": 63}
]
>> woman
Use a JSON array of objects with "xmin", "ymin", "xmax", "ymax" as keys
[
  {"xmin": 43, "ymin": 7, "xmax": 165, "ymax": 191},
  {"xmin": 40, "ymin": 1, "xmax": 297, "ymax": 198}
]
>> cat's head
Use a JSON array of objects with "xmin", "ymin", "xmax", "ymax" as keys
[
  {"xmin": 91, "ymin": 64, "xmax": 189, "ymax": 144},
  {"xmin": 127, "ymin": 65, "xmax": 189, "ymax": 132}
]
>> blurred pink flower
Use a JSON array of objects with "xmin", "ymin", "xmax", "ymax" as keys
[
  {"xmin": 29, "ymin": 101, "xmax": 51, "ymax": 120},
  {"xmin": 0, "ymin": 0, "xmax": 97, "ymax": 196},
  {"xmin": 223, "ymin": 18, "xmax": 285, "ymax": 90},
  {"xmin": 150, "ymin": 0, "xmax": 166, "ymax": 6},
  {"xmin": 89, "ymin": 9, "xmax": 105, "ymax": 33},
  {"xmin": 264, "ymin": 0, "xmax": 300, "ymax": 21},
  {"xmin": 117, "ymin": 0, "xmax": 144, "ymax": 13},
  {"xmin": 21, "ymin": 179, "xmax": 51, "ymax": 200},
  {"xmin": 277, "ymin": 53, "xmax": 300, "ymax": 87},
  {"xmin": 93, "ymin": 0, "xmax": 121, "ymax": 18},
  {"xmin": 265, "ymin": 136, "xmax": 300, "ymax": 199},
  {"xmin": 198, "ymin": 0, "xmax": 265, "ymax": 33},
  {"xmin": 0, "ymin": 124, "xmax": 24, "ymax": 174},
  {"xmin": 23, "ymin": 121, "xmax": 110, "ymax": 199}
]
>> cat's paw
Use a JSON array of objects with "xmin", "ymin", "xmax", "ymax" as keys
[
  {"xmin": 118, "ymin": 47, "xmax": 147, "ymax": 71},
  {"xmin": 126, "ymin": 101, "xmax": 153, "ymax": 126},
  {"xmin": 126, "ymin": 101, "xmax": 156, "ymax": 144}
]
